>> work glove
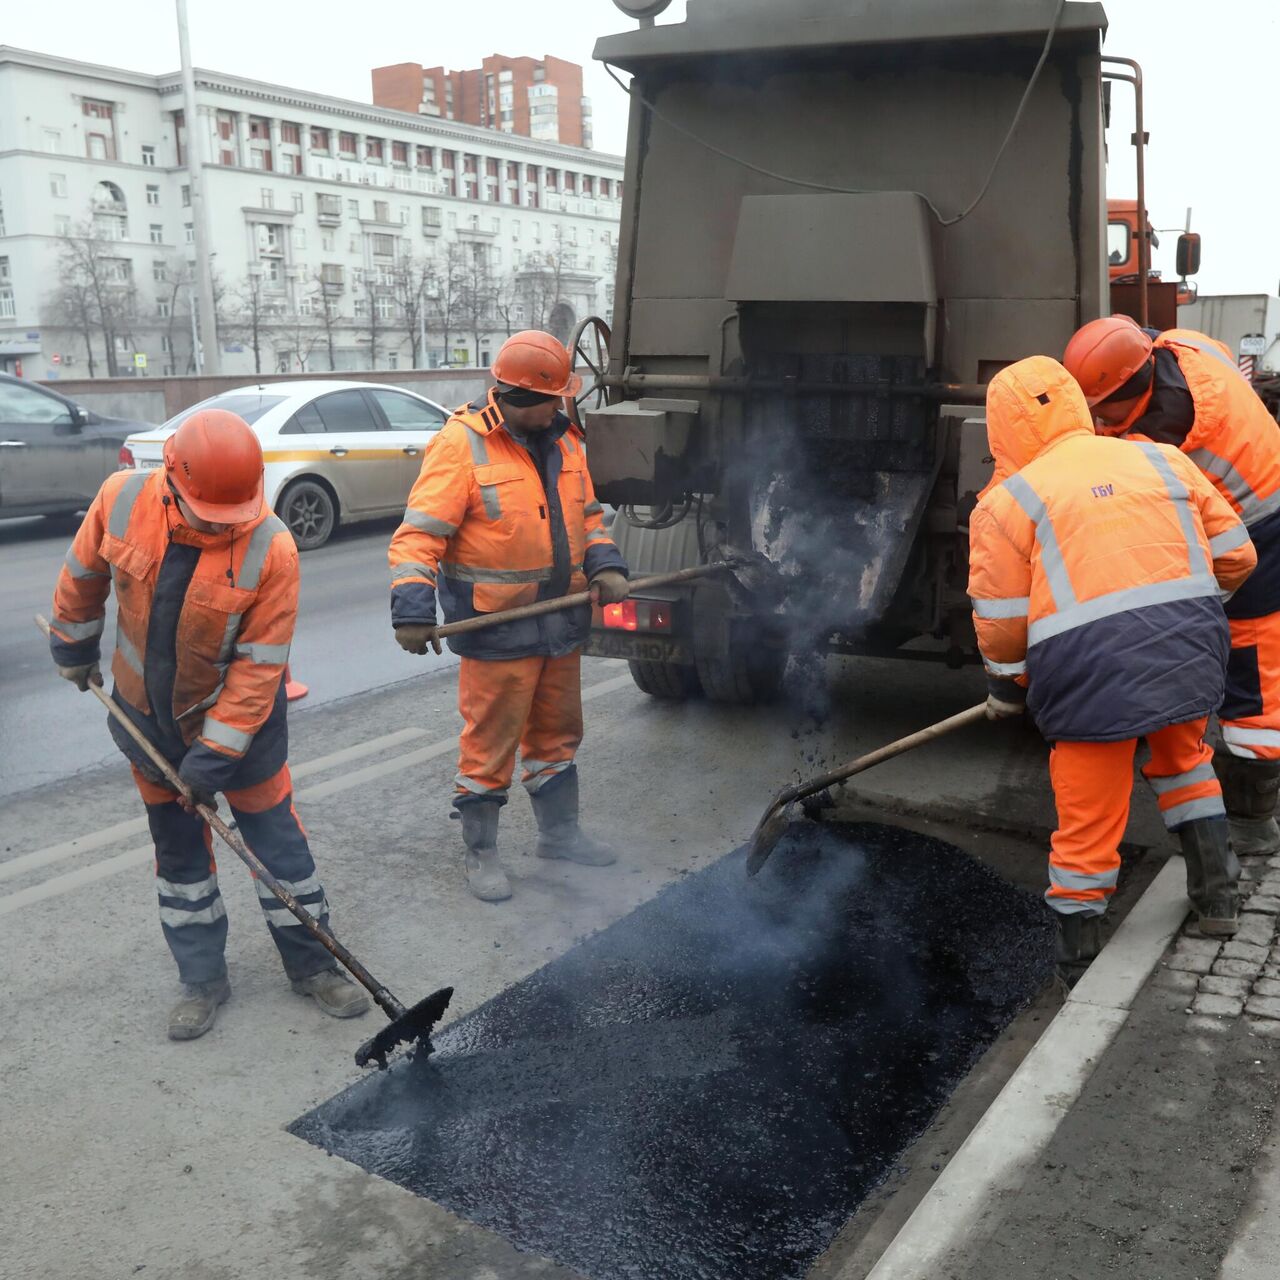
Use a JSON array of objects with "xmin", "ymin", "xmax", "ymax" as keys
[
  {"xmin": 176, "ymin": 786, "xmax": 218, "ymax": 817},
  {"xmin": 985, "ymin": 693, "xmax": 1025, "ymax": 721},
  {"xmin": 396, "ymin": 622, "xmax": 443, "ymax": 656},
  {"xmin": 589, "ymin": 570, "xmax": 630, "ymax": 606},
  {"xmin": 57, "ymin": 661, "xmax": 102, "ymax": 692}
]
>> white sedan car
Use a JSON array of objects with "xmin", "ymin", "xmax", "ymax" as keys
[{"xmin": 121, "ymin": 380, "xmax": 451, "ymax": 549}]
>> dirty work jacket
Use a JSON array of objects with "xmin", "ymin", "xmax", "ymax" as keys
[
  {"xmin": 1114, "ymin": 329, "xmax": 1280, "ymax": 621},
  {"xmin": 49, "ymin": 468, "xmax": 299, "ymax": 791},
  {"xmin": 968, "ymin": 356, "xmax": 1257, "ymax": 743},
  {"xmin": 388, "ymin": 391, "xmax": 627, "ymax": 660}
]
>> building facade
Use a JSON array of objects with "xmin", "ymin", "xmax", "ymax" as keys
[
  {"xmin": 372, "ymin": 55, "xmax": 590, "ymax": 149},
  {"xmin": 0, "ymin": 47, "xmax": 623, "ymax": 382}
]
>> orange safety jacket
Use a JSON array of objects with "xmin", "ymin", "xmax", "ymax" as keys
[
  {"xmin": 969, "ymin": 356, "xmax": 1256, "ymax": 742},
  {"xmin": 388, "ymin": 391, "xmax": 627, "ymax": 659},
  {"xmin": 49, "ymin": 468, "xmax": 299, "ymax": 790}
]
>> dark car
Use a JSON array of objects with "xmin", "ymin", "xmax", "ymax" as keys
[{"xmin": 0, "ymin": 374, "xmax": 153, "ymax": 518}]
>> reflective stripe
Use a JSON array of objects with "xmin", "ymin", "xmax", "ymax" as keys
[
  {"xmin": 51, "ymin": 615, "xmax": 104, "ymax": 641},
  {"xmin": 115, "ymin": 628, "xmax": 145, "ymax": 677},
  {"xmin": 1209, "ymin": 524, "xmax": 1251, "ymax": 558},
  {"xmin": 984, "ymin": 657, "xmax": 1028, "ymax": 676},
  {"xmin": 255, "ymin": 873, "xmax": 323, "ymax": 902},
  {"xmin": 1168, "ymin": 335, "xmax": 1241, "ymax": 376},
  {"xmin": 64, "ymin": 547, "xmax": 108, "ymax": 580},
  {"xmin": 390, "ymin": 561, "xmax": 437, "ymax": 585},
  {"xmin": 234, "ymin": 641, "xmax": 290, "ymax": 665},
  {"xmin": 972, "ymin": 596, "xmax": 1030, "ymax": 620},
  {"xmin": 584, "ymin": 500, "xmax": 603, "ymax": 516},
  {"xmin": 403, "ymin": 509, "xmax": 458, "ymax": 537},
  {"xmin": 464, "ymin": 424, "xmax": 505, "ymax": 518},
  {"xmin": 1048, "ymin": 864, "xmax": 1119, "ymax": 892},
  {"xmin": 455, "ymin": 773, "xmax": 505, "ymax": 796},
  {"xmin": 478, "ymin": 483, "xmax": 503, "ymax": 520},
  {"xmin": 261, "ymin": 901, "xmax": 327, "ymax": 926},
  {"xmin": 216, "ymin": 614, "xmax": 241, "ymax": 666},
  {"xmin": 176, "ymin": 682, "xmax": 224, "ymax": 721},
  {"xmin": 200, "ymin": 715, "xmax": 253, "ymax": 754},
  {"xmin": 585, "ymin": 530, "xmax": 612, "ymax": 545},
  {"xmin": 159, "ymin": 899, "xmax": 227, "ymax": 928},
  {"xmin": 1161, "ymin": 795, "xmax": 1227, "ymax": 828},
  {"xmin": 107, "ymin": 471, "xmax": 148, "ymax": 539},
  {"xmin": 441, "ymin": 562, "xmax": 549, "ymax": 585},
  {"xmin": 465, "ymin": 426, "xmax": 490, "ymax": 465},
  {"xmin": 1186, "ymin": 447, "xmax": 1280, "ymax": 528},
  {"xmin": 1135, "ymin": 442, "xmax": 1213, "ymax": 578},
  {"xmin": 157, "ymin": 874, "xmax": 219, "ymax": 902},
  {"xmin": 1002, "ymin": 474, "xmax": 1077, "ymax": 610},
  {"xmin": 1222, "ymin": 725, "xmax": 1280, "ymax": 749},
  {"xmin": 1027, "ymin": 574, "xmax": 1220, "ymax": 647},
  {"xmin": 1147, "ymin": 762, "xmax": 1217, "ymax": 796},
  {"xmin": 235, "ymin": 515, "xmax": 287, "ymax": 591},
  {"xmin": 524, "ymin": 762, "xmax": 574, "ymax": 794}
]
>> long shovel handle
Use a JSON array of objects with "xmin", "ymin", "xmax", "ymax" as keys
[
  {"xmin": 433, "ymin": 564, "xmax": 729, "ymax": 640},
  {"xmin": 35, "ymin": 614, "xmax": 405, "ymax": 1021}
]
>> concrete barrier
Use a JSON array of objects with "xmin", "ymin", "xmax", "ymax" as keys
[{"xmin": 40, "ymin": 368, "xmax": 491, "ymax": 426}]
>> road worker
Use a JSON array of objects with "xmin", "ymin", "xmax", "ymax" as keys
[
  {"xmin": 49, "ymin": 410, "xmax": 370, "ymax": 1039},
  {"xmin": 1065, "ymin": 318, "xmax": 1280, "ymax": 858},
  {"xmin": 969, "ymin": 356, "xmax": 1257, "ymax": 961},
  {"xmin": 389, "ymin": 330, "xmax": 629, "ymax": 902}
]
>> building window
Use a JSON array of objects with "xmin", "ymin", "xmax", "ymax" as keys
[
  {"xmin": 375, "ymin": 294, "xmax": 395, "ymax": 320},
  {"xmin": 220, "ymin": 150, "xmax": 234, "ymax": 166},
  {"xmin": 511, "ymin": 222, "xmax": 520, "ymax": 241},
  {"xmin": 281, "ymin": 122, "xmax": 301, "ymax": 145},
  {"xmin": 366, "ymin": 137, "xmax": 384, "ymax": 162},
  {"xmin": 43, "ymin": 129, "xmax": 62, "ymax": 153},
  {"xmin": 600, "ymin": 178, "xmax": 611, "ymax": 198},
  {"xmin": 321, "ymin": 263, "xmax": 344, "ymax": 286},
  {"xmin": 463, "ymin": 155, "xmax": 478, "ymax": 175},
  {"xmin": 392, "ymin": 140, "xmax": 408, "ymax": 166},
  {"xmin": 157, "ymin": 299, "xmax": 172, "ymax": 318},
  {"xmin": 371, "ymin": 233, "xmax": 395, "ymax": 257},
  {"xmin": 311, "ymin": 127, "xmax": 330, "ymax": 153},
  {"xmin": 249, "ymin": 117, "xmax": 270, "ymax": 140},
  {"xmin": 161, "ymin": 335, "xmax": 173, "ymax": 355},
  {"xmin": 181, "ymin": 184, "xmax": 191, "ymax": 207},
  {"xmin": 485, "ymin": 157, "xmax": 499, "ymax": 178},
  {"xmin": 441, "ymin": 150, "xmax": 456, "ymax": 171},
  {"xmin": 103, "ymin": 258, "xmax": 132, "ymax": 285},
  {"xmin": 286, "ymin": 153, "xmax": 302, "ymax": 175},
  {"xmin": 149, "ymin": 224, "xmax": 164, "ymax": 244},
  {"xmin": 291, "ymin": 192, "xmax": 304, "ymax": 213},
  {"xmin": 546, "ymin": 169, "xmax": 558, "ymax": 192},
  {"xmin": 506, "ymin": 162, "xmax": 519, "ymax": 182},
  {"xmin": 145, "ymin": 184, "xmax": 161, "ymax": 206},
  {"xmin": 564, "ymin": 172, "xmax": 577, "ymax": 194},
  {"xmin": 86, "ymin": 133, "xmax": 109, "ymax": 160},
  {"xmin": 416, "ymin": 145, "xmax": 433, "ymax": 169},
  {"xmin": 249, "ymin": 151, "xmax": 268, "ymax": 171},
  {"xmin": 582, "ymin": 176, "xmax": 594, "ymax": 197},
  {"xmin": 347, "ymin": 198, "xmax": 359, "ymax": 219},
  {"xmin": 50, "ymin": 173, "xmax": 68, "ymax": 199},
  {"xmin": 153, "ymin": 259, "xmax": 167, "ymax": 283},
  {"xmin": 292, "ymin": 227, "xmax": 307, "ymax": 250},
  {"xmin": 422, "ymin": 206, "xmax": 441, "ymax": 230},
  {"xmin": 373, "ymin": 199, "xmax": 389, "ymax": 222},
  {"xmin": 260, "ymin": 188, "xmax": 274, "ymax": 209},
  {"xmin": 490, "ymin": 217, "xmax": 501, "ymax": 233},
  {"xmin": 260, "ymin": 224, "xmax": 283, "ymax": 252},
  {"xmin": 338, "ymin": 132, "xmax": 357, "ymax": 157},
  {"xmin": 184, "ymin": 222, "xmax": 194, "ymax": 244},
  {"xmin": 321, "ymin": 231, "xmax": 335, "ymax": 251},
  {"xmin": 218, "ymin": 114, "xmax": 234, "ymax": 141},
  {"xmin": 465, "ymin": 180, "xmax": 478, "ymax": 200},
  {"xmin": 54, "ymin": 215, "xmax": 70, "ymax": 236}
]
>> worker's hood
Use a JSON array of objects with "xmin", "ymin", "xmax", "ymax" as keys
[{"xmin": 985, "ymin": 355, "xmax": 1095, "ymax": 484}]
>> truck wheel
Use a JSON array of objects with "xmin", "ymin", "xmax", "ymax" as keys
[
  {"xmin": 628, "ymin": 659, "xmax": 701, "ymax": 700},
  {"xmin": 695, "ymin": 644, "xmax": 783, "ymax": 705},
  {"xmin": 278, "ymin": 478, "xmax": 336, "ymax": 551}
]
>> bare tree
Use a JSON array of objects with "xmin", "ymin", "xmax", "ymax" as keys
[
  {"xmin": 520, "ymin": 229, "xmax": 569, "ymax": 334},
  {"xmin": 392, "ymin": 254, "xmax": 434, "ymax": 369},
  {"xmin": 492, "ymin": 267, "xmax": 523, "ymax": 338},
  {"xmin": 308, "ymin": 268, "xmax": 343, "ymax": 372},
  {"xmin": 226, "ymin": 274, "xmax": 272, "ymax": 375},
  {"xmin": 45, "ymin": 271, "xmax": 100, "ymax": 377},
  {"xmin": 456, "ymin": 246, "xmax": 500, "ymax": 366},
  {"xmin": 271, "ymin": 305, "xmax": 323, "ymax": 374},
  {"xmin": 155, "ymin": 256, "xmax": 194, "ymax": 373},
  {"xmin": 47, "ymin": 218, "xmax": 141, "ymax": 376},
  {"xmin": 355, "ymin": 268, "xmax": 387, "ymax": 370},
  {"xmin": 427, "ymin": 241, "xmax": 469, "ymax": 366}
]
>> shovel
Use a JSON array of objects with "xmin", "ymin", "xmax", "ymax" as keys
[
  {"xmin": 745, "ymin": 703, "xmax": 989, "ymax": 875},
  {"xmin": 36, "ymin": 613, "xmax": 452, "ymax": 1069}
]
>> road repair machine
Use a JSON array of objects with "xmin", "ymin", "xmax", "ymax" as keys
[{"xmin": 572, "ymin": 0, "xmax": 1188, "ymax": 705}]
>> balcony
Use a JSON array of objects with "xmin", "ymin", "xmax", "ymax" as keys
[{"xmin": 317, "ymin": 202, "xmax": 342, "ymax": 226}]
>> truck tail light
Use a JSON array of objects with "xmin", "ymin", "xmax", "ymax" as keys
[
  {"xmin": 602, "ymin": 599, "xmax": 673, "ymax": 633},
  {"xmin": 118, "ymin": 444, "xmax": 135, "ymax": 469}
]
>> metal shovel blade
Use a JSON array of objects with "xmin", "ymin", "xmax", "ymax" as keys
[{"xmin": 355, "ymin": 986, "xmax": 454, "ymax": 1070}]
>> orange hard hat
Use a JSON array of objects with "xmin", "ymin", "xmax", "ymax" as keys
[
  {"xmin": 491, "ymin": 329, "xmax": 582, "ymax": 399},
  {"xmin": 163, "ymin": 408, "xmax": 264, "ymax": 524},
  {"xmin": 1062, "ymin": 316, "xmax": 1154, "ymax": 406}
]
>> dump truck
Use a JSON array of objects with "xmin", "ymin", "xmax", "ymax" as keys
[{"xmin": 574, "ymin": 0, "xmax": 1139, "ymax": 703}]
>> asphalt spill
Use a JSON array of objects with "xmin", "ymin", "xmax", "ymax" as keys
[{"xmin": 290, "ymin": 822, "xmax": 1056, "ymax": 1279}]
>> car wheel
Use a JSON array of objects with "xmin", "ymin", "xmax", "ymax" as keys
[{"xmin": 278, "ymin": 479, "xmax": 337, "ymax": 551}]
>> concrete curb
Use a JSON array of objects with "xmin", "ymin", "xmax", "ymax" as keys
[{"xmin": 860, "ymin": 854, "xmax": 1190, "ymax": 1280}]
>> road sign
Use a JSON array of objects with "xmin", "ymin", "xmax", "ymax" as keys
[
  {"xmin": 133, "ymin": 352, "xmax": 148, "ymax": 369},
  {"xmin": 51, "ymin": 353, "xmax": 61, "ymax": 365},
  {"xmin": 1240, "ymin": 334, "xmax": 1268, "ymax": 357}
]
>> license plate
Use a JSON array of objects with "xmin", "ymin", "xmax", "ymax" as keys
[
  {"xmin": 137, "ymin": 460, "xmax": 163, "ymax": 469},
  {"xmin": 585, "ymin": 630, "xmax": 691, "ymax": 664}
]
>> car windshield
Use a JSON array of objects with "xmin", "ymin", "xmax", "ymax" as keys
[{"xmin": 159, "ymin": 393, "xmax": 287, "ymax": 431}]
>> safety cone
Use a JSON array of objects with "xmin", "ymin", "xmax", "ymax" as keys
[{"xmin": 284, "ymin": 664, "xmax": 309, "ymax": 702}]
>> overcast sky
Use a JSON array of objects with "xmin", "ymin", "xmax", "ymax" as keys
[{"xmin": 4, "ymin": 0, "xmax": 1276, "ymax": 296}]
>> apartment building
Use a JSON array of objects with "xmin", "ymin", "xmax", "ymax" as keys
[
  {"xmin": 0, "ymin": 46, "xmax": 623, "ymax": 380},
  {"xmin": 372, "ymin": 55, "xmax": 591, "ymax": 148}
]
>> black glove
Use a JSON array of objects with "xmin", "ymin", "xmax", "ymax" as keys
[{"xmin": 395, "ymin": 623, "xmax": 443, "ymax": 655}]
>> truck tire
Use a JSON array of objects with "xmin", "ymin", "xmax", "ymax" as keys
[
  {"xmin": 628, "ymin": 659, "xmax": 701, "ymax": 700},
  {"xmin": 695, "ymin": 643, "xmax": 783, "ymax": 705}
]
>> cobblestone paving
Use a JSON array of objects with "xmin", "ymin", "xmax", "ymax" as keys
[{"xmin": 1159, "ymin": 855, "xmax": 1280, "ymax": 1037}]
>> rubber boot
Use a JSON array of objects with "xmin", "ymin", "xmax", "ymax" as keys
[
  {"xmin": 1179, "ymin": 816, "xmax": 1241, "ymax": 937},
  {"xmin": 1214, "ymin": 747, "xmax": 1280, "ymax": 857},
  {"xmin": 531, "ymin": 772, "xmax": 617, "ymax": 866},
  {"xmin": 459, "ymin": 801, "xmax": 511, "ymax": 902},
  {"xmin": 1055, "ymin": 913, "xmax": 1103, "ymax": 965},
  {"xmin": 167, "ymin": 976, "xmax": 230, "ymax": 1041},
  {"xmin": 291, "ymin": 967, "xmax": 371, "ymax": 1018}
]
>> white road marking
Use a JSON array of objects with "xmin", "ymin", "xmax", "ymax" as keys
[
  {"xmin": 0, "ymin": 725, "xmax": 428, "ymax": 884},
  {"xmin": 0, "ymin": 674, "xmax": 634, "ymax": 917}
]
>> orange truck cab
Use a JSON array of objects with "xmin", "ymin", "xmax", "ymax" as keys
[{"xmin": 1107, "ymin": 199, "xmax": 1200, "ymax": 328}]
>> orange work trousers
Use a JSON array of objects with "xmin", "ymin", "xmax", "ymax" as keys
[
  {"xmin": 454, "ymin": 651, "xmax": 583, "ymax": 805},
  {"xmin": 1221, "ymin": 610, "xmax": 1280, "ymax": 762},
  {"xmin": 1047, "ymin": 716, "xmax": 1224, "ymax": 917}
]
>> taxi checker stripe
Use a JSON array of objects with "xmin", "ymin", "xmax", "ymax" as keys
[
  {"xmin": 200, "ymin": 714, "xmax": 253, "ymax": 754},
  {"xmin": 1001, "ymin": 474, "xmax": 1078, "ymax": 610},
  {"xmin": 402, "ymin": 509, "xmax": 457, "ymax": 537},
  {"xmin": 1210, "ymin": 524, "xmax": 1252, "ymax": 557},
  {"xmin": 972, "ymin": 596, "xmax": 1030, "ymax": 620},
  {"xmin": 1147, "ymin": 761, "xmax": 1217, "ymax": 795},
  {"xmin": 1134, "ymin": 442, "xmax": 1214, "ymax": 578}
]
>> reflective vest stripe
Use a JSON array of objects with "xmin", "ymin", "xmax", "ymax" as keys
[
  {"xmin": 584, "ymin": 500, "xmax": 603, "ymax": 516},
  {"xmin": 200, "ymin": 714, "xmax": 253, "ymax": 754},
  {"xmin": 159, "ymin": 899, "xmax": 227, "ymax": 929},
  {"xmin": 1186, "ymin": 446, "xmax": 1280, "ymax": 527},
  {"xmin": 156, "ymin": 874, "xmax": 219, "ymax": 902},
  {"xmin": 1209, "ymin": 525, "xmax": 1251, "ymax": 557},
  {"xmin": 390, "ymin": 561, "xmax": 437, "ymax": 584},
  {"xmin": 64, "ymin": 547, "xmax": 108, "ymax": 579},
  {"xmin": 440, "ymin": 561, "xmax": 583, "ymax": 584},
  {"xmin": 52, "ymin": 615, "xmax": 104, "ymax": 641},
  {"xmin": 1166, "ymin": 335, "xmax": 1242, "ymax": 377},
  {"xmin": 235, "ymin": 515, "xmax": 287, "ymax": 591},
  {"xmin": 1002, "ymin": 474, "xmax": 1078, "ymax": 610},
  {"xmin": 1027, "ymin": 574, "xmax": 1220, "ymax": 646},
  {"xmin": 463, "ymin": 427, "xmax": 504, "ymax": 519},
  {"xmin": 1147, "ymin": 761, "xmax": 1217, "ymax": 796},
  {"xmin": 234, "ymin": 640, "xmax": 290, "ymax": 665},
  {"xmin": 216, "ymin": 614, "xmax": 241, "ymax": 666},
  {"xmin": 455, "ymin": 772, "xmax": 503, "ymax": 795},
  {"xmin": 1160, "ymin": 795, "xmax": 1226, "ymax": 829},
  {"xmin": 115, "ymin": 628, "xmax": 145, "ymax": 677},
  {"xmin": 107, "ymin": 471, "xmax": 148, "ymax": 540},
  {"xmin": 1049, "ymin": 864, "xmax": 1119, "ymax": 892},
  {"xmin": 983, "ymin": 657, "xmax": 1028, "ymax": 676},
  {"xmin": 972, "ymin": 596, "xmax": 1030, "ymax": 620},
  {"xmin": 403, "ymin": 509, "xmax": 458, "ymax": 537},
  {"xmin": 1134, "ymin": 442, "xmax": 1214, "ymax": 578},
  {"xmin": 1223, "ymin": 725, "xmax": 1280, "ymax": 748}
]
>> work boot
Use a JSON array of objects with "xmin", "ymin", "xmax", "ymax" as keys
[
  {"xmin": 291, "ymin": 967, "xmax": 371, "ymax": 1018},
  {"xmin": 1214, "ymin": 748, "xmax": 1280, "ymax": 857},
  {"xmin": 1179, "ymin": 816, "xmax": 1241, "ymax": 937},
  {"xmin": 167, "ymin": 976, "xmax": 230, "ymax": 1041},
  {"xmin": 1055, "ymin": 913, "xmax": 1103, "ymax": 965},
  {"xmin": 459, "ymin": 800, "xmax": 511, "ymax": 901},
  {"xmin": 530, "ymin": 772, "xmax": 617, "ymax": 866}
]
